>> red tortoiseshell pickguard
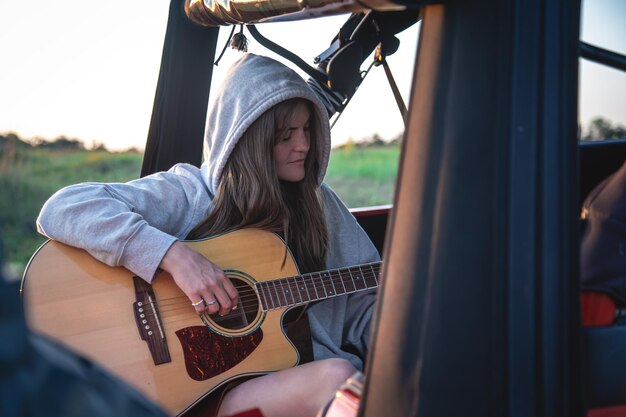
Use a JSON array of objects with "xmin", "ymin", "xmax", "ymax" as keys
[{"xmin": 175, "ymin": 326, "xmax": 263, "ymax": 381}]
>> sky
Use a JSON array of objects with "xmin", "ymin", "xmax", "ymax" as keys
[{"xmin": 0, "ymin": 0, "xmax": 624, "ymax": 151}]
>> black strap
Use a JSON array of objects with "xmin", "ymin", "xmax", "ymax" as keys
[
  {"xmin": 381, "ymin": 58, "xmax": 408, "ymax": 126},
  {"xmin": 246, "ymin": 25, "xmax": 329, "ymax": 88}
]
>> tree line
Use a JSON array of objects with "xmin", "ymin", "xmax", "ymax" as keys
[
  {"xmin": 1, "ymin": 115, "xmax": 625, "ymax": 157},
  {"xmin": 581, "ymin": 117, "xmax": 626, "ymax": 140},
  {"xmin": 0, "ymin": 133, "xmax": 144, "ymax": 154},
  {"xmin": 1, "ymin": 133, "xmax": 89, "ymax": 151}
]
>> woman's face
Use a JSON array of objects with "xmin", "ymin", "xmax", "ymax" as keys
[{"xmin": 274, "ymin": 101, "xmax": 311, "ymax": 182}]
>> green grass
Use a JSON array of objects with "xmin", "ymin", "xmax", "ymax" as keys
[
  {"xmin": 326, "ymin": 144, "xmax": 400, "ymax": 207},
  {"xmin": 0, "ymin": 148, "xmax": 142, "ymax": 278},
  {"xmin": 0, "ymin": 144, "xmax": 400, "ymax": 279}
]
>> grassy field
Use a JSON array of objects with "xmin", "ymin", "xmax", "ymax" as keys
[
  {"xmin": 0, "ymin": 143, "xmax": 400, "ymax": 279},
  {"xmin": 0, "ymin": 147, "xmax": 143, "ymax": 279},
  {"xmin": 326, "ymin": 144, "xmax": 400, "ymax": 207}
]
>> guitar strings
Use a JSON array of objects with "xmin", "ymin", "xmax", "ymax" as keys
[
  {"xmin": 155, "ymin": 268, "xmax": 381, "ymax": 310},
  {"xmin": 156, "ymin": 261, "xmax": 381, "ymax": 300},
  {"xmin": 155, "ymin": 269, "xmax": 380, "ymax": 309},
  {"xmin": 138, "ymin": 270, "xmax": 382, "ymax": 326},
  {"xmin": 142, "ymin": 275, "xmax": 381, "ymax": 322},
  {"xmin": 150, "ymin": 269, "xmax": 381, "ymax": 321},
  {"xmin": 125, "ymin": 262, "xmax": 384, "ymax": 328},
  {"xmin": 139, "ymin": 301, "xmax": 258, "ymax": 325}
]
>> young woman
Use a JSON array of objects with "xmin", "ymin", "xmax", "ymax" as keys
[{"xmin": 37, "ymin": 53, "xmax": 379, "ymax": 417}]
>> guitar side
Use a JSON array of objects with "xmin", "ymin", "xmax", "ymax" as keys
[{"xmin": 21, "ymin": 229, "xmax": 300, "ymax": 416}]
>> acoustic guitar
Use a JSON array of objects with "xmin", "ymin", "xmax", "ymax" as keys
[{"xmin": 21, "ymin": 228, "xmax": 380, "ymax": 416}]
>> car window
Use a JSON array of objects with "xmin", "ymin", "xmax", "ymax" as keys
[
  {"xmin": 208, "ymin": 17, "xmax": 420, "ymax": 208},
  {"xmin": 579, "ymin": 0, "xmax": 626, "ymax": 141}
]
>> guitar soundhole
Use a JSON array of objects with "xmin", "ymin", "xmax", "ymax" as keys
[{"xmin": 205, "ymin": 276, "xmax": 259, "ymax": 332}]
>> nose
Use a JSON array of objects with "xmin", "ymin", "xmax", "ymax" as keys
[{"xmin": 293, "ymin": 129, "xmax": 310, "ymax": 152}]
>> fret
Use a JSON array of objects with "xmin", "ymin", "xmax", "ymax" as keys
[
  {"xmin": 266, "ymin": 282, "xmax": 278, "ymax": 310},
  {"xmin": 314, "ymin": 273, "xmax": 328, "ymax": 298},
  {"xmin": 360, "ymin": 263, "xmax": 379, "ymax": 289},
  {"xmin": 367, "ymin": 264, "xmax": 379, "ymax": 287},
  {"xmin": 278, "ymin": 279, "xmax": 291, "ymax": 306},
  {"xmin": 297, "ymin": 275, "xmax": 311, "ymax": 302},
  {"xmin": 323, "ymin": 271, "xmax": 336, "ymax": 296},
  {"xmin": 335, "ymin": 269, "xmax": 348, "ymax": 294},
  {"xmin": 266, "ymin": 282, "xmax": 280, "ymax": 308},
  {"xmin": 307, "ymin": 273, "xmax": 320, "ymax": 300},
  {"xmin": 288, "ymin": 277, "xmax": 301, "ymax": 305},
  {"xmin": 271, "ymin": 280, "xmax": 282, "ymax": 307},
  {"xmin": 359, "ymin": 265, "xmax": 371, "ymax": 289},
  {"xmin": 342, "ymin": 268, "xmax": 356, "ymax": 293},
  {"xmin": 287, "ymin": 278, "xmax": 297, "ymax": 305},
  {"xmin": 258, "ymin": 282, "xmax": 271, "ymax": 310},
  {"xmin": 351, "ymin": 267, "xmax": 366, "ymax": 291}
]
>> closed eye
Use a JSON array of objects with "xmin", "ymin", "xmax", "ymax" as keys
[{"xmin": 277, "ymin": 120, "xmax": 310, "ymax": 142}]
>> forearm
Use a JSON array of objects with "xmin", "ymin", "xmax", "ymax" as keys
[
  {"xmin": 37, "ymin": 165, "xmax": 210, "ymax": 280},
  {"xmin": 37, "ymin": 183, "xmax": 179, "ymax": 281}
]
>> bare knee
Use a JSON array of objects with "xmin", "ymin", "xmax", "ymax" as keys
[
  {"xmin": 315, "ymin": 358, "xmax": 358, "ymax": 389},
  {"xmin": 217, "ymin": 359, "xmax": 358, "ymax": 417},
  {"xmin": 309, "ymin": 359, "xmax": 358, "ymax": 416}
]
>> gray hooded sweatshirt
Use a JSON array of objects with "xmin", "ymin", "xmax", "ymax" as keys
[{"xmin": 37, "ymin": 53, "xmax": 379, "ymax": 370}]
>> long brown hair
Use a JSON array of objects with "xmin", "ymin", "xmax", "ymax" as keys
[{"xmin": 188, "ymin": 98, "xmax": 328, "ymax": 273}]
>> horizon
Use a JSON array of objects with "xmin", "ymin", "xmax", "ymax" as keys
[
  {"xmin": 3, "ymin": 113, "xmax": 625, "ymax": 153},
  {"xmin": 0, "ymin": 127, "xmax": 405, "ymax": 152}
]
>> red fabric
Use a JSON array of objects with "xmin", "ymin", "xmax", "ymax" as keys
[
  {"xmin": 581, "ymin": 292, "xmax": 616, "ymax": 327},
  {"xmin": 588, "ymin": 404, "xmax": 626, "ymax": 417},
  {"xmin": 225, "ymin": 409, "xmax": 265, "ymax": 417}
]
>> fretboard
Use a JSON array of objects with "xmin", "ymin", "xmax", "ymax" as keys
[{"xmin": 256, "ymin": 261, "xmax": 381, "ymax": 310}]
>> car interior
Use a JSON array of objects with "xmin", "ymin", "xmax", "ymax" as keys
[{"xmin": 3, "ymin": 0, "xmax": 626, "ymax": 416}]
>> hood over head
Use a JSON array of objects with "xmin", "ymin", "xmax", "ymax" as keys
[{"xmin": 201, "ymin": 53, "xmax": 331, "ymax": 196}]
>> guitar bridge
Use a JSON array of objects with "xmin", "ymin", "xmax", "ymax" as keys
[{"xmin": 133, "ymin": 276, "xmax": 171, "ymax": 365}]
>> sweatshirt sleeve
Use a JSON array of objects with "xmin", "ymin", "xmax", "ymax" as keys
[{"xmin": 36, "ymin": 163, "xmax": 213, "ymax": 282}]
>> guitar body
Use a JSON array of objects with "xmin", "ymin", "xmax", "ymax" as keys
[{"xmin": 21, "ymin": 229, "xmax": 300, "ymax": 416}]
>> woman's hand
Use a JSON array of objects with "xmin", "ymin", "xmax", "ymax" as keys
[{"xmin": 159, "ymin": 241, "xmax": 239, "ymax": 316}]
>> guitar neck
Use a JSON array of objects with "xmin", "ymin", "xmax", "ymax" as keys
[{"xmin": 255, "ymin": 261, "xmax": 381, "ymax": 310}]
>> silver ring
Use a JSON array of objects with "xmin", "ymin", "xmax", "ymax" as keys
[
  {"xmin": 191, "ymin": 299, "xmax": 204, "ymax": 307},
  {"xmin": 206, "ymin": 299, "xmax": 217, "ymax": 305}
]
